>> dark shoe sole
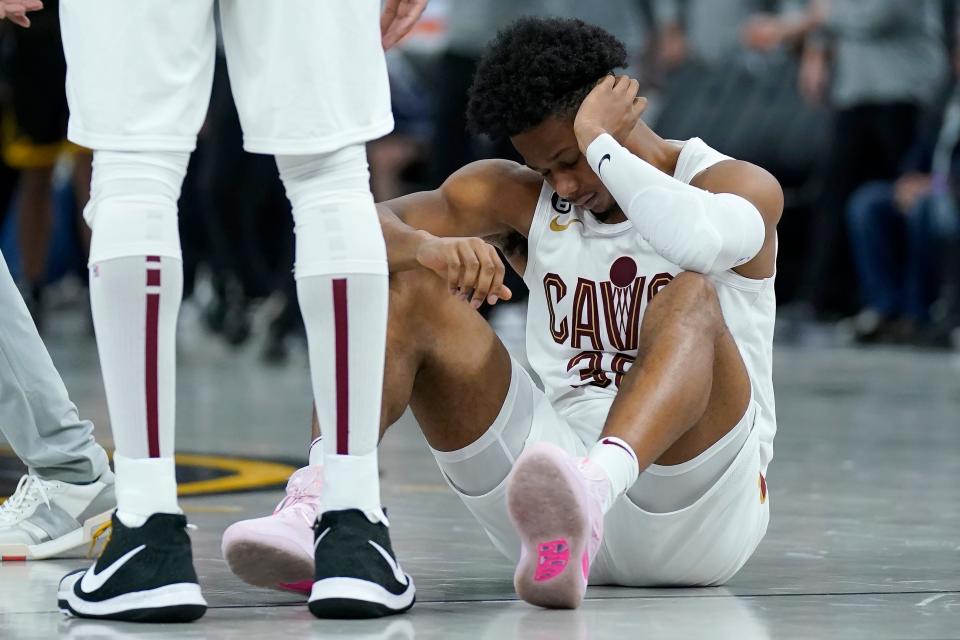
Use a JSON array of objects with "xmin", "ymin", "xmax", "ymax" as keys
[{"xmin": 308, "ymin": 595, "xmax": 415, "ymax": 619}]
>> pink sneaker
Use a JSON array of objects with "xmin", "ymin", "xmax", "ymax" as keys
[
  {"xmin": 506, "ymin": 443, "xmax": 606, "ymax": 609},
  {"xmin": 221, "ymin": 465, "xmax": 322, "ymax": 593}
]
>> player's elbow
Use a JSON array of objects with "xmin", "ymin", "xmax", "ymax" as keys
[
  {"xmin": 742, "ymin": 167, "xmax": 784, "ymax": 229},
  {"xmin": 717, "ymin": 193, "xmax": 766, "ymax": 270}
]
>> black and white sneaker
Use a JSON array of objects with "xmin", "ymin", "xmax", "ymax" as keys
[
  {"xmin": 57, "ymin": 513, "xmax": 207, "ymax": 623},
  {"xmin": 308, "ymin": 509, "xmax": 415, "ymax": 619}
]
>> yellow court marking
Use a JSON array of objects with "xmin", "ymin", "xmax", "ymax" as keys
[
  {"xmin": 0, "ymin": 448, "xmax": 296, "ymax": 499},
  {"xmin": 174, "ymin": 454, "xmax": 296, "ymax": 496}
]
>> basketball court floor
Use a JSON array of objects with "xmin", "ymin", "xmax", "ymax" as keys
[{"xmin": 1, "ymin": 301, "xmax": 958, "ymax": 639}]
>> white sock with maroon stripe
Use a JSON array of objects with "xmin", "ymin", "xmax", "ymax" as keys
[
  {"xmin": 89, "ymin": 254, "xmax": 183, "ymax": 525},
  {"xmin": 297, "ymin": 273, "xmax": 387, "ymax": 520},
  {"xmin": 278, "ymin": 145, "xmax": 387, "ymax": 521},
  {"xmin": 587, "ymin": 437, "xmax": 640, "ymax": 513},
  {"xmin": 89, "ymin": 255, "xmax": 181, "ymax": 460}
]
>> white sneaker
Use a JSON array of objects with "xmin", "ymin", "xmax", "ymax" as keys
[{"xmin": 0, "ymin": 473, "xmax": 116, "ymax": 560}]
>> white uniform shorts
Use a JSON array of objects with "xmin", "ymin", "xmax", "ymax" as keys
[
  {"xmin": 442, "ymin": 360, "xmax": 771, "ymax": 587},
  {"xmin": 59, "ymin": 0, "xmax": 393, "ymax": 154}
]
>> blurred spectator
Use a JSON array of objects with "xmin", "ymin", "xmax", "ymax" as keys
[
  {"xmin": 846, "ymin": 46, "xmax": 960, "ymax": 345},
  {"xmin": 651, "ymin": 0, "xmax": 828, "ymax": 310},
  {"xmin": 655, "ymin": 0, "xmax": 782, "ymax": 71},
  {"xmin": 0, "ymin": 149, "xmax": 15, "ymax": 233},
  {"xmin": 0, "ymin": 0, "xmax": 91, "ymax": 329},
  {"xmin": 431, "ymin": 0, "xmax": 545, "ymax": 185},
  {"xmin": 746, "ymin": 1, "xmax": 949, "ymax": 318},
  {"xmin": 845, "ymin": 118, "xmax": 957, "ymax": 343},
  {"xmin": 652, "ymin": 0, "xmax": 826, "ymax": 177},
  {"xmin": 367, "ymin": 51, "xmax": 435, "ymax": 201}
]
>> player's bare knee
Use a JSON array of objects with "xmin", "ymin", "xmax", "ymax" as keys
[
  {"xmin": 648, "ymin": 272, "xmax": 723, "ymax": 333},
  {"xmin": 676, "ymin": 271, "xmax": 720, "ymax": 307}
]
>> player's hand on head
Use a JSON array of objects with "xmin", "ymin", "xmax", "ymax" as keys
[
  {"xmin": 415, "ymin": 236, "xmax": 512, "ymax": 309},
  {"xmin": 573, "ymin": 75, "xmax": 648, "ymax": 153},
  {"xmin": 0, "ymin": 0, "xmax": 44, "ymax": 27},
  {"xmin": 380, "ymin": 0, "xmax": 429, "ymax": 50}
]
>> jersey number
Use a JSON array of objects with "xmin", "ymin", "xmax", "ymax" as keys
[{"xmin": 566, "ymin": 352, "xmax": 636, "ymax": 389}]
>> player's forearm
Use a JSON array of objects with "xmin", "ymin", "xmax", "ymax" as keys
[
  {"xmin": 377, "ymin": 204, "xmax": 434, "ymax": 273},
  {"xmin": 584, "ymin": 134, "xmax": 765, "ymax": 274}
]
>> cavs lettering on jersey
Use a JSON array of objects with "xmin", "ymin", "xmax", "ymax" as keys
[{"xmin": 522, "ymin": 138, "xmax": 778, "ymax": 473}]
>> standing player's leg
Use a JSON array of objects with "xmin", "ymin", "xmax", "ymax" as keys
[
  {"xmin": 276, "ymin": 145, "xmax": 408, "ymax": 619},
  {"xmin": 219, "ymin": 0, "xmax": 405, "ymax": 619},
  {"xmin": 508, "ymin": 272, "xmax": 753, "ymax": 608},
  {"xmin": 55, "ymin": 0, "xmax": 216, "ymax": 622},
  {"xmin": 220, "ymin": 163, "xmax": 390, "ymax": 602}
]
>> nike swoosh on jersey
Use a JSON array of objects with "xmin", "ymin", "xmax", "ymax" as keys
[
  {"xmin": 549, "ymin": 215, "xmax": 583, "ymax": 232},
  {"xmin": 369, "ymin": 540, "xmax": 408, "ymax": 586},
  {"xmin": 79, "ymin": 544, "xmax": 146, "ymax": 594}
]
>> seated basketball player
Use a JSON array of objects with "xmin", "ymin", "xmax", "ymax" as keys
[{"xmin": 223, "ymin": 17, "xmax": 782, "ymax": 609}]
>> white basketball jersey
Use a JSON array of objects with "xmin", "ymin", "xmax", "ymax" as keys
[{"xmin": 522, "ymin": 138, "xmax": 777, "ymax": 472}]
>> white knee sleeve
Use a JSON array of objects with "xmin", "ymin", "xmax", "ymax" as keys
[
  {"xmin": 431, "ymin": 364, "xmax": 533, "ymax": 497},
  {"xmin": 276, "ymin": 144, "xmax": 386, "ymax": 278},
  {"xmin": 85, "ymin": 150, "xmax": 189, "ymax": 264}
]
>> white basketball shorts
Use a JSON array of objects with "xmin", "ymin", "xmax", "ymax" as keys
[{"xmin": 59, "ymin": 0, "xmax": 393, "ymax": 154}]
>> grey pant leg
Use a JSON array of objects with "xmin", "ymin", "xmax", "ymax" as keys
[{"xmin": 0, "ymin": 250, "xmax": 109, "ymax": 483}]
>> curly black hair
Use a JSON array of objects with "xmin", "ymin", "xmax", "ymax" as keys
[{"xmin": 467, "ymin": 17, "xmax": 627, "ymax": 140}]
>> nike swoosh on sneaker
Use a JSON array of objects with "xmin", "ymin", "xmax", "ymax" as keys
[
  {"xmin": 79, "ymin": 544, "xmax": 146, "ymax": 594},
  {"xmin": 313, "ymin": 527, "xmax": 330, "ymax": 552},
  {"xmin": 368, "ymin": 540, "xmax": 408, "ymax": 587}
]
